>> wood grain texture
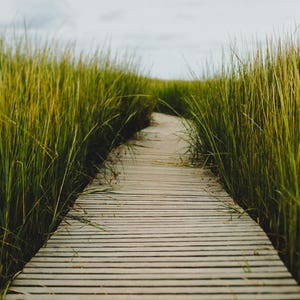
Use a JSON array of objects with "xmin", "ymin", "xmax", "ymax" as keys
[{"xmin": 7, "ymin": 113, "xmax": 300, "ymax": 299}]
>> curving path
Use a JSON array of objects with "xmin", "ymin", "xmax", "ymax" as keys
[{"xmin": 7, "ymin": 113, "xmax": 300, "ymax": 299}]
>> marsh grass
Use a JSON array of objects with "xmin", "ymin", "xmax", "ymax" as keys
[
  {"xmin": 190, "ymin": 37, "xmax": 299, "ymax": 281},
  {"xmin": 153, "ymin": 36, "xmax": 300, "ymax": 281},
  {"xmin": 0, "ymin": 34, "xmax": 154, "ymax": 290},
  {"xmin": 151, "ymin": 79, "xmax": 196, "ymax": 116}
]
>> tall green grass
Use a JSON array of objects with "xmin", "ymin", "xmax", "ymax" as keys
[
  {"xmin": 151, "ymin": 35, "xmax": 299, "ymax": 281},
  {"xmin": 151, "ymin": 79, "xmax": 195, "ymax": 116},
  {"xmin": 185, "ymin": 37, "xmax": 300, "ymax": 280},
  {"xmin": 0, "ymin": 35, "xmax": 154, "ymax": 290}
]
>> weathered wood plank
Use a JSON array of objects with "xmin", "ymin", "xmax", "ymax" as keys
[
  {"xmin": 25, "ymin": 261, "xmax": 285, "ymax": 268},
  {"xmin": 47, "ymin": 236, "xmax": 269, "ymax": 242},
  {"xmin": 29, "ymin": 255, "xmax": 280, "ymax": 263},
  {"xmin": 21, "ymin": 266, "xmax": 289, "ymax": 274},
  {"xmin": 7, "ymin": 113, "xmax": 300, "ymax": 299},
  {"xmin": 6, "ymin": 294, "xmax": 300, "ymax": 300},
  {"xmin": 53, "ymin": 229, "xmax": 269, "ymax": 235},
  {"xmin": 7, "ymin": 286, "xmax": 300, "ymax": 294},
  {"xmin": 36, "ymin": 246, "xmax": 275, "ymax": 253},
  {"xmin": 33, "ymin": 250, "xmax": 279, "ymax": 257},
  {"xmin": 42, "ymin": 240, "xmax": 272, "ymax": 247},
  {"xmin": 47, "ymin": 233, "xmax": 269, "ymax": 239},
  {"xmin": 11, "ymin": 278, "xmax": 297, "ymax": 287},
  {"xmin": 57, "ymin": 221, "xmax": 261, "ymax": 227},
  {"xmin": 15, "ymin": 272, "xmax": 296, "ymax": 280}
]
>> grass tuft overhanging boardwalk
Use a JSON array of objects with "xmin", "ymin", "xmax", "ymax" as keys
[{"xmin": 7, "ymin": 113, "xmax": 300, "ymax": 300}]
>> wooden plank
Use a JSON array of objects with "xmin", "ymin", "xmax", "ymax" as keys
[
  {"xmin": 66, "ymin": 212, "xmax": 251, "ymax": 217},
  {"xmin": 36, "ymin": 246, "xmax": 275, "ymax": 252},
  {"xmin": 61, "ymin": 221, "xmax": 256, "ymax": 226},
  {"xmin": 57, "ymin": 224, "xmax": 261, "ymax": 230},
  {"xmin": 47, "ymin": 233, "xmax": 269, "ymax": 239},
  {"xmin": 34, "ymin": 250, "xmax": 279, "ymax": 257},
  {"xmin": 53, "ymin": 229, "xmax": 268, "ymax": 235},
  {"xmin": 7, "ymin": 286, "xmax": 300, "ymax": 294},
  {"xmin": 7, "ymin": 113, "xmax": 300, "ymax": 299},
  {"xmin": 73, "ymin": 201, "xmax": 233, "ymax": 206},
  {"xmin": 55, "ymin": 226, "xmax": 261, "ymax": 232},
  {"xmin": 71, "ymin": 207, "xmax": 229, "ymax": 211},
  {"xmin": 12, "ymin": 278, "xmax": 297, "ymax": 287},
  {"xmin": 30, "ymin": 255, "xmax": 280, "ymax": 263},
  {"xmin": 15, "ymin": 272, "xmax": 296, "ymax": 280},
  {"xmin": 25, "ymin": 261, "xmax": 285, "ymax": 268},
  {"xmin": 5, "ymin": 294, "xmax": 300, "ymax": 300},
  {"xmin": 41, "ymin": 241, "xmax": 273, "ymax": 247},
  {"xmin": 21, "ymin": 267, "xmax": 289, "ymax": 274},
  {"xmin": 47, "ymin": 236, "xmax": 269, "ymax": 242}
]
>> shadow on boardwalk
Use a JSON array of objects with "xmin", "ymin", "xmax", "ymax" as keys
[{"xmin": 6, "ymin": 113, "xmax": 300, "ymax": 300}]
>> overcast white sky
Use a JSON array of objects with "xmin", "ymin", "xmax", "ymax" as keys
[{"xmin": 0, "ymin": 0, "xmax": 300, "ymax": 79}]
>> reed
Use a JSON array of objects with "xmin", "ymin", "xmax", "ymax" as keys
[
  {"xmin": 185, "ymin": 36, "xmax": 300, "ymax": 281},
  {"xmin": 0, "ymin": 34, "xmax": 154, "ymax": 290},
  {"xmin": 150, "ymin": 35, "xmax": 299, "ymax": 281},
  {"xmin": 151, "ymin": 79, "xmax": 195, "ymax": 116}
]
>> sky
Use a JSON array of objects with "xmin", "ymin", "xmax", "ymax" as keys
[{"xmin": 0, "ymin": 0, "xmax": 300, "ymax": 79}]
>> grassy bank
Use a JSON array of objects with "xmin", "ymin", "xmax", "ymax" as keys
[
  {"xmin": 154, "ymin": 37, "xmax": 300, "ymax": 281},
  {"xmin": 0, "ymin": 35, "xmax": 155, "ymax": 291}
]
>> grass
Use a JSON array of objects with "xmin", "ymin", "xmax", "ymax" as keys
[
  {"xmin": 1, "ymin": 28, "xmax": 299, "ymax": 293},
  {"xmin": 0, "ymin": 34, "xmax": 155, "ymax": 291},
  {"xmin": 153, "ymin": 35, "xmax": 300, "ymax": 282},
  {"xmin": 151, "ymin": 78, "xmax": 196, "ymax": 116}
]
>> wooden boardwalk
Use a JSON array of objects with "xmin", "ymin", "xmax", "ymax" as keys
[{"xmin": 7, "ymin": 113, "xmax": 300, "ymax": 299}]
